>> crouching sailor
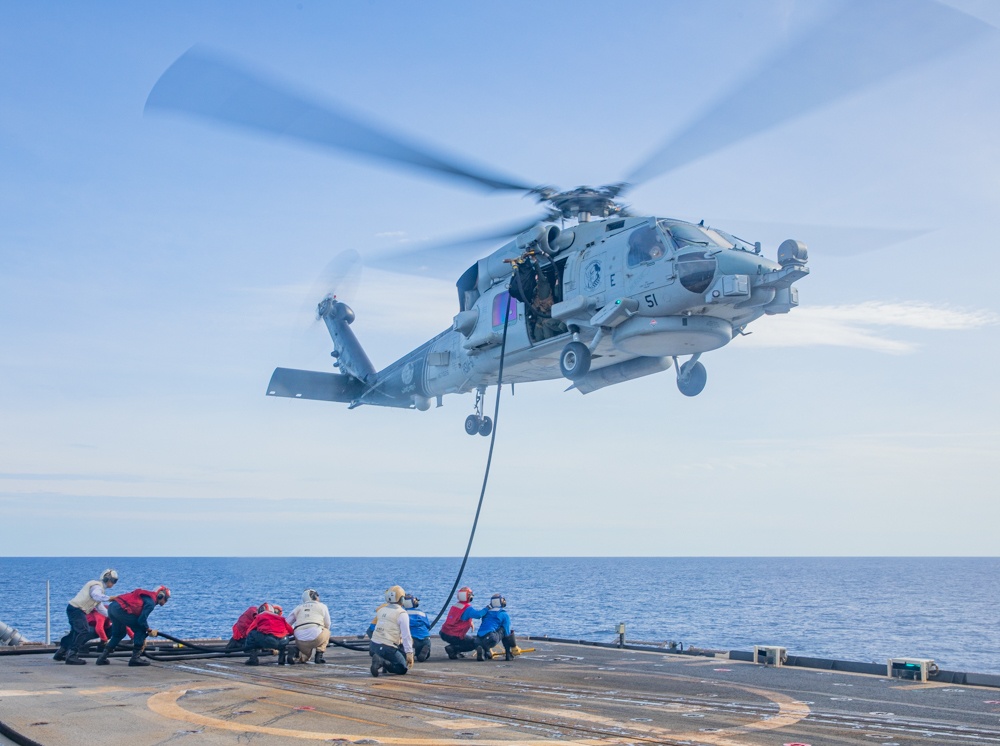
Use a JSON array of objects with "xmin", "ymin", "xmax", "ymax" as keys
[
  {"xmin": 369, "ymin": 585, "xmax": 413, "ymax": 677},
  {"xmin": 95, "ymin": 585, "xmax": 170, "ymax": 667},
  {"xmin": 474, "ymin": 593, "xmax": 517, "ymax": 661},
  {"xmin": 440, "ymin": 586, "xmax": 484, "ymax": 659},
  {"xmin": 226, "ymin": 604, "xmax": 260, "ymax": 650},
  {"xmin": 54, "ymin": 568, "xmax": 119, "ymax": 665},
  {"xmin": 288, "ymin": 589, "xmax": 331, "ymax": 664},
  {"xmin": 402, "ymin": 593, "xmax": 431, "ymax": 662},
  {"xmin": 243, "ymin": 603, "xmax": 294, "ymax": 666}
]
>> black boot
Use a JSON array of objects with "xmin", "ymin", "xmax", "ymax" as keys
[
  {"xmin": 475, "ymin": 644, "xmax": 485, "ymax": 661},
  {"xmin": 128, "ymin": 652, "xmax": 150, "ymax": 667},
  {"xmin": 95, "ymin": 649, "xmax": 110, "ymax": 666},
  {"xmin": 314, "ymin": 652, "xmax": 326, "ymax": 664},
  {"xmin": 278, "ymin": 648, "xmax": 287, "ymax": 665},
  {"xmin": 445, "ymin": 644, "xmax": 458, "ymax": 660},
  {"xmin": 52, "ymin": 648, "xmax": 67, "ymax": 661},
  {"xmin": 370, "ymin": 653, "xmax": 382, "ymax": 677},
  {"xmin": 65, "ymin": 653, "xmax": 86, "ymax": 665},
  {"xmin": 245, "ymin": 654, "xmax": 259, "ymax": 666}
]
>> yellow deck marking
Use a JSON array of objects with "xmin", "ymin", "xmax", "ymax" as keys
[
  {"xmin": 148, "ymin": 686, "xmax": 598, "ymax": 745},
  {"xmin": 425, "ymin": 718, "xmax": 504, "ymax": 729},
  {"xmin": 270, "ymin": 699, "xmax": 384, "ymax": 726},
  {"xmin": 0, "ymin": 689, "xmax": 62, "ymax": 697}
]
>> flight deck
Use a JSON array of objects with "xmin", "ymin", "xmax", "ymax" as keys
[{"xmin": 3, "ymin": 637, "xmax": 1000, "ymax": 745}]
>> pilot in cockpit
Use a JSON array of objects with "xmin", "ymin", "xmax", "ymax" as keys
[{"xmin": 627, "ymin": 225, "xmax": 667, "ymax": 265}]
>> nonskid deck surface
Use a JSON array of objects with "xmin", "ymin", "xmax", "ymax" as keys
[{"xmin": 2, "ymin": 640, "xmax": 999, "ymax": 745}]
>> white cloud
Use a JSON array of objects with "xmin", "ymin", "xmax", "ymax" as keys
[{"xmin": 743, "ymin": 300, "xmax": 998, "ymax": 354}]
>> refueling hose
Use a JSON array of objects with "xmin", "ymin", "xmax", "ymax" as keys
[{"xmin": 429, "ymin": 300, "xmax": 513, "ymax": 630}]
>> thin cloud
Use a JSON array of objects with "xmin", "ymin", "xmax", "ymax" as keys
[{"xmin": 743, "ymin": 300, "xmax": 998, "ymax": 354}]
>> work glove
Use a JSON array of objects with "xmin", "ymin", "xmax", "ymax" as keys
[
  {"xmin": 405, "ymin": 652, "xmax": 414, "ymax": 667},
  {"xmin": 149, "ymin": 629, "xmax": 158, "ymax": 637}
]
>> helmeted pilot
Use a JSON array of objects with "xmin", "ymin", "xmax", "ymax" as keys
[{"xmin": 369, "ymin": 585, "xmax": 413, "ymax": 677}]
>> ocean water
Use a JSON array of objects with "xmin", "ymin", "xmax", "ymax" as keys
[{"xmin": 1, "ymin": 557, "xmax": 997, "ymax": 674}]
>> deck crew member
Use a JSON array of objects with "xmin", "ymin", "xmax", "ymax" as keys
[
  {"xmin": 226, "ymin": 604, "xmax": 260, "ymax": 650},
  {"xmin": 369, "ymin": 585, "xmax": 413, "ymax": 677},
  {"xmin": 86, "ymin": 607, "xmax": 132, "ymax": 648},
  {"xmin": 288, "ymin": 589, "xmax": 331, "ymax": 664},
  {"xmin": 54, "ymin": 569, "xmax": 119, "ymax": 665},
  {"xmin": 402, "ymin": 593, "xmax": 431, "ymax": 662},
  {"xmin": 474, "ymin": 593, "xmax": 517, "ymax": 661},
  {"xmin": 243, "ymin": 603, "xmax": 294, "ymax": 666},
  {"xmin": 95, "ymin": 585, "xmax": 170, "ymax": 667},
  {"xmin": 439, "ymin": 586, "xmax": 485, "ymax": 659}
]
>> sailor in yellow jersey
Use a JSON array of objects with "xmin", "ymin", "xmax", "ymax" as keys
[{"xmin": 369, "ymin": 585, "xmax": 413, "ymax": 677}]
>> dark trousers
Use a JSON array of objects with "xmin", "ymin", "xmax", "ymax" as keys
[
  {"xmin": 440, "ymin": 631, "xmax": 476, "ymax": 654},
  {"xmin": 369, "ymin": 641, "xmax": 408, "ymax": 674},
  {"xmin": 413, "ymin": 636, "xmax": 431, "ymax": 662},
  {"xmin": 475, "ymin": 629, "xmax": 517, "ymax": 653},
  {"xmin": 244, "ymin": 630, "xmax": 288, "ymax": 654},
  {"xmin": 58, "ymin": 605, "xmax": 91, "ymax": 656},
  {"xmin": 106, "ymin": 602, "xmax": 147, "ymax": 653}
]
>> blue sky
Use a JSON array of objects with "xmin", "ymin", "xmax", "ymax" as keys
[{"xmin": 2, "ymin": 1, "xmax": 999, "ymax": 556}]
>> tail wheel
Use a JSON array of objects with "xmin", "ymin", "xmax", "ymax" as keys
[
  {"xmin": 676, "ymin": 360, "xmax": 707, "ymax": 397},
  {"xmin": 559, "ymin": 341, "xmax": 591, "ymax": 380},
  {"xmin": 465, "ymin": 415, "xmax": 480, "ymax": 436}
]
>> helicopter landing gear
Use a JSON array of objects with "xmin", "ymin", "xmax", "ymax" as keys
[
  {"xmin": 464, "ymin": 389, "xmax": 493, "ymax": 436},
  {"xmin": 674, "ymin": 354, "xmax": 707, "ymax": 397},
  {"xmin": 559, "ymin": 341, "xmax": 591, "ymax": 380}
]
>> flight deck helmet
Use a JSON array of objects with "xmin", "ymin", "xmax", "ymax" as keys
[
  {"xmin": 100, "ymin": 569, "xmax": 118, "ymax": 587},
  {"xmin": 303, "ymin": 589, "xmax": 320, "ymax": 603},
  {"xmin": 385, "ymin": 585, "xmax": 405, "ymax": 604},
  {"xmin": 402, "ymin": 593, "xmax": 419, "ymax": 609},
  {"xmin": 155, "ymin": 586, "xmax": 171, "ymax": 604},
  {"xmin": 489, "ymin": 593, "xmax": 506, "ymax": 609},
  {"xmin": 457, "ymin": 587, "xmax": 474, "ymax": 604}
]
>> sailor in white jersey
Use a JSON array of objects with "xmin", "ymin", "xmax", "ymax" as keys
[
  {"xmin": 287, "ymin": 589, "xmax": 331, "ymax": 664},
  {"xmin": 369, "ymin": 584, "xmax": 413, "ymax": 677},
  {"xmin": 53, "ymin": 569, "xmax": 118, "ymax": 665}
]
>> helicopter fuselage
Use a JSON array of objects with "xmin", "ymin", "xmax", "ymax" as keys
[{"xmin": 267, "ymin": 215, "xmax": 809, "ymax": 419}]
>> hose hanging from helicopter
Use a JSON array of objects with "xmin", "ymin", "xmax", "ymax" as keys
[{"xmin": 428, "ymin": 281, "xmax": 514, "ymax": 630}]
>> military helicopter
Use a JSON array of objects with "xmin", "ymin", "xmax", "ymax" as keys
[{"xmin": 145, "ymin": 2, "xmax": 982, "ymax": 435}]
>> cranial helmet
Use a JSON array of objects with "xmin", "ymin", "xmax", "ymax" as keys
[
  {"xmin": 385, "ymin": 585, "xmax": 406, "ymax": 604},
  {"xmin": 273, "ymin": 604, "xmax": 283, "ymax": 615},
  {"xmin": 303, "ymin": 589, "xmax": 320, "ymax": 603},
  {"xmin": 402, "ymin": 593, "xmax": 419, "ymax": 610},
  {"xmin": 100, "ymin": 569, "xmax": 118, "ymax": 586},
  {"xmin": 457, "ymin": 586, "xmax": 474, "ymax": 604},
  {"xmin": 155, "ymin": 585, "xmax": 171, "ymax": 604},
  {"xmin": 258, "ymin": 602, "xmax": 275, "ymax": 615},
  {"xmin": 489, "ymin": 593, "xmax": 506, "ymax": 609}
]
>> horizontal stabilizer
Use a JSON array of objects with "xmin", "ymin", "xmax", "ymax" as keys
[{"xmin": 266, "ymin": 367, "xmax": 363, "ymax": 403}]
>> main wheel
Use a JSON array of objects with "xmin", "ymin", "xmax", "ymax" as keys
[
  {"xmin": 465, "ymin": 415, "xmax": 480, "ymax": 435},
  {"xmin": 676, "ymin": 360, "xmax": 707, "ymax": 397},
  {"xmin": 478, "ymin": 416, "xmax": 493, "ymax": 437},
  {"xmin": 559, "ymin": 341, "xmax": 591, "ymax": 380}
]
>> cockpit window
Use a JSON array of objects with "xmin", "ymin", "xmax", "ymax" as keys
[
  {"xmin": 657, "ymin": 220, "xmax": 733, "ymax": 249},
  {"xmin": 627, "ymin": 225, "xmax": 671, "ymax": 266},
  {"xmin": 676, "ymin": 251, "xmax": 717, "ymax": 294},
  {"xmin": 492, "ymin": 292, "xmax": 518, "ymax": 328}
]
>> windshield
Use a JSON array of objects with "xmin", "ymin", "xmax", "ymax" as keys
[{"xmin": 657, "ymin": 220, "xmax": 732, "ymax": 249}]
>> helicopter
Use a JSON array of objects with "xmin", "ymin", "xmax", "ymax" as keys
[{"xmin": 144, "ymin": 2, "xmax": 983, "ymax": 435}]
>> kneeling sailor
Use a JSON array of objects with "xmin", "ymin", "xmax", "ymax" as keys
[
  {"xmin": 369, "ymin": 585, "xmax": 413, "ymax": 677},
  {"xmin": 288, "ymin": 589, "xmax": 331, "ymax": 664}
]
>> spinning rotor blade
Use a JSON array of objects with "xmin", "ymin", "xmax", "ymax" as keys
[
  {"xmin": 365, "ymin": 214, "xmax": 552, "ymax": 277},
  {"xmin": 626, "ymin": 0, "xmax": 991, "ymax": 185},
  {"xmin": 146, "ymin": 47, "xmax": 535, "ymax": 193}
]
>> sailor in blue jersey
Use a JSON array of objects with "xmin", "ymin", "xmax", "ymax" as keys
[
  {"xmin": 402, "ymin": 594, "xmax": 432, "ymax": 662},
  {"xmin": 473, "ymin": 593, "xmax": 517, "ymax": 661}
]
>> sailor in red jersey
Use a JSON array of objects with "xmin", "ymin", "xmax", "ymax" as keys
[
  {"xmin": 95, "ymin": 586, "xmax": 170, "ymax": 667},
  {"xmin": 243, "ymin": 603, "xmax": 295, "ymax": 666},
  {"xmin": 226, "ymin": 605, "xmax": 260, "ymax": 650},
  {"xmin": 86, "ymin": 609, "xmax": 132, "ymax": 645},
  {"xmin": 439, "ymin": 586, "xmax": 486, "ymax": 659}
]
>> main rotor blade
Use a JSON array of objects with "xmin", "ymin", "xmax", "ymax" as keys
[
  {"xmin": 146, "ymin": 47, "xmax": 535, "ymax": 193},
  {"xmin": 365, "ymin": 214, "xmax": 550, "ymax": 277},
  {"xmin": 626, "ymin": 0, "xmax": 991, "ymax": 185}
]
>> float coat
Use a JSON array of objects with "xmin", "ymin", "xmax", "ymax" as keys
[{"xmin": 69, "ymin": 581, "xmax": 106, "ymax": 614}]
